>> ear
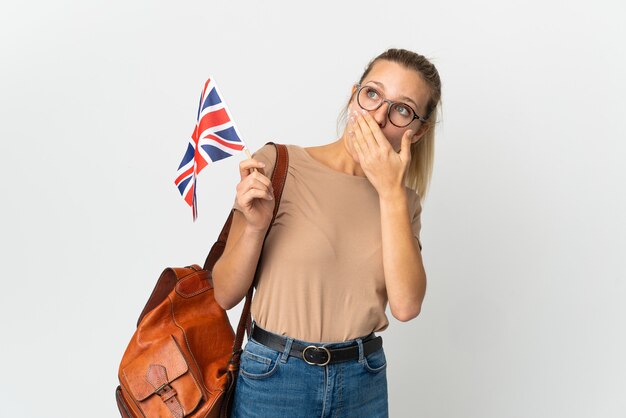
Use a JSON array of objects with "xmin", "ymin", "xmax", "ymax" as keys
[{"xmin": 411, "ymin": 122, "xmax": 430, "ymax": 144}]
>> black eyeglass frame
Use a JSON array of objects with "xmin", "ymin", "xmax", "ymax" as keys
[{"xmin": 355, "ymin": 83, "xmax": 429, "ymax": 126}]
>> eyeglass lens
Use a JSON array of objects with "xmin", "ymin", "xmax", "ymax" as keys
[{"xmin": 357, "ymin": 86, "xmax": 415, "ymax": 127}]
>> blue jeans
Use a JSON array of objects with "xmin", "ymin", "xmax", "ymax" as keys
[{"xmin": 230, "ymin": 325, "xmax": 388, "ymax": 418}]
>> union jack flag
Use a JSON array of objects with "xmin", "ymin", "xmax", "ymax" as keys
[{"xmin": 174, "ymin": 77, "xmax": 247, "ymax": 220}]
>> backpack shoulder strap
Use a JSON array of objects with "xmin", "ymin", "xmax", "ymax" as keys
[
  {"xmin": 203, "ymin": 143, "xmax": 289, "ymax": 349},
  {"xmin": 231, "ymin": 143, "xmax": 288, "ymax": 351}
]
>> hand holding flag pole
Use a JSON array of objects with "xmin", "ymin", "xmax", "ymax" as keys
[{"xmin": 174, "ymin": 76, "xmax": 253, "ymax": 221}]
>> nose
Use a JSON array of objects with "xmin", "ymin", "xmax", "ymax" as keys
[{"xmin": 372, "ymin": 101, "xmax": 390, "ymax": 128}]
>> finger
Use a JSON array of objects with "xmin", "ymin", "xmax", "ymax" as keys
[
  {"xmin": 347, "ymin": 112, "xmax": 359, "ymax": 138},
  {"xmin": 239, "ymin": 158, "xmax": 266, "ymax": 179},
  {"xmin": 237, "ymin": 175, "xmax": 274, "ymax": 201},
  {"xmin": 238, "ymin": 188, "xmax": 274, "ymax": 208},
  {"xmin": 350, "ymin": 113, "xmax": 370, "ymax": 153},
  {"xmin": 238, "ymin": 175, "xmax": 273, "ymax": 197},
  {"xmin": 357, "ymin": 109, "xmax": 389, "ymax": 150},
  {"xmin": 352, "ymin": 115, "xmax": 372, "ymax": 151},
  {"xmin": 355, "ymin": 110, "xmax": 380, "ymax": 149},
  {"xmin": 400, "ymin": 130, "xmax": 413, "ymax": 162},
  {"xmin": 247, "ymin": 170, "xmax": 273, "ymax": 191},
  {"xmin": 246, "ymin": 187, "xmax": 273, "ymax": 201},
  {"xmin": 351, "ymin": 127, "xmax": 367, "ymax": 163},
  {"xmin": 346, "ymin": 123, "xmax": 361, "ymax": 163}
]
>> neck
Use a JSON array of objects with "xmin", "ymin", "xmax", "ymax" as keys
[{"xmin": 325, "ymin": 136, "xmax": 366, "ymax": 177}]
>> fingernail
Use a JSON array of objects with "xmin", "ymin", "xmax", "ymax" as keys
[{"xmin": 259, "ymin": 162, "xmax": 266, "ymax": 167}]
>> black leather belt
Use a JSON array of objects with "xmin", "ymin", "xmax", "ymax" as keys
[{"xmin": 250, "ymin": 324, "xmax": 383, "ymax": 366}]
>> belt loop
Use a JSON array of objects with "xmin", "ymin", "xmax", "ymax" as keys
[
  {"xmin": 356, "ymin": 338, "xmax": 365, "ymax": 362},
  {"xmin": 280, "ymin": 337, "xmax": 293, "ymax": 363}
]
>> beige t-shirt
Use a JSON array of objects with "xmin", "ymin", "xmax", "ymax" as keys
[{"xmin": 233, "ymin": 143, "xmax": 423, "ymax": 342}]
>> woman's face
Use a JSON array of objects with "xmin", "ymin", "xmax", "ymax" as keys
[{"xmin": 347, "ymin": 60, "xmax": 431, "ymax": 152}]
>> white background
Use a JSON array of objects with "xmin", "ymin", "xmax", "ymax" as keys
[{"xmin": 1, "ymin": 1, "xmax": 625, "ymax": 417}]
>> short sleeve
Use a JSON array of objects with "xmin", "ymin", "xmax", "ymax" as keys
[
  {"xmin": 232, "ymin": 143, "xmax": 278, "ymax": 212},
  {"xmin": 409, "ymin": 192, "xmax": 423, "ymax": 251}
]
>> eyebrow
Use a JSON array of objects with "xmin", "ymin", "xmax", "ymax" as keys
[{"xmin": 366, "ymin": 80, "xmax": 419, "ymax": 109}]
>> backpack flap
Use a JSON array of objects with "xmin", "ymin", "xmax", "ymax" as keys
[{"xmin": 121, "ymin": 336, "xmax": 202, "ymax": 417}]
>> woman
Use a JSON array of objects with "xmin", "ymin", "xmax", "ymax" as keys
[{"xmin": 212, "ymin": 48, "xmax": 442, "ymax": 417}]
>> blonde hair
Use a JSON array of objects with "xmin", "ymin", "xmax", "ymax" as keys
[{"xmin": 337, "ymin": 48, "xmax": 442, "ymax": 203}]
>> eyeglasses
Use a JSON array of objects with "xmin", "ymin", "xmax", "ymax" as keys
[{"xmin": 355, "ymin": 83, "xmax": 428, "ymax": 127}]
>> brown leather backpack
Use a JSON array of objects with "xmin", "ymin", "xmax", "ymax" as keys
[{"xmin": 115, "ymin": 143, "xmax": 288, "ymax": 418}]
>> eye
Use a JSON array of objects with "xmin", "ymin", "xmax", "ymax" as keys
[
  {"xmin": 365, "ymin": 87, "xmax": 380, "ymax": 100},
  {"xmin": 394, "ymin": 104, "xmax": 411, "ymax": 117}
]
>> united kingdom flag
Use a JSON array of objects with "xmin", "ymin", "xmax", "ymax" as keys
[{"xmin": 174, "ymin": 77, "xmax": 247, "ymax": 220}]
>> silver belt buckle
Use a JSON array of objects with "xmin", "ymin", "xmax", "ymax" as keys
[{"xmin": 303, "ymin": 345, "xmax": 331, "ymax": 366}]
